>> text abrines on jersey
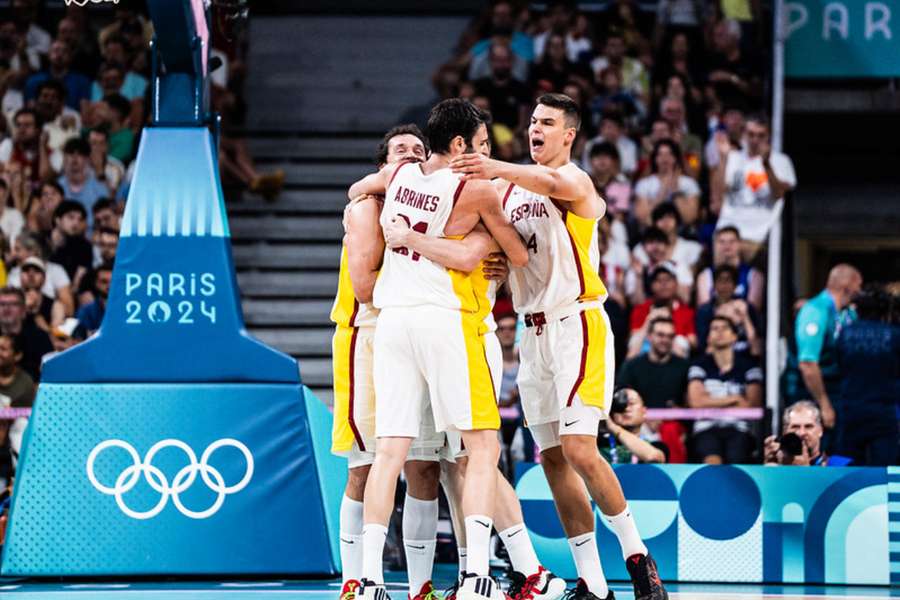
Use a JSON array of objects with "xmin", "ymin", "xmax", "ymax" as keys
[{"xmin": 393, "ymin": 185, "xmax": 440, "ymax": 213}]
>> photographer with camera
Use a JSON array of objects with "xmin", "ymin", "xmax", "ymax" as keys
[
  {"xmin": 599, "ymin": 388, "xmax": 668, "ymax": 464},
  {"xmin": 764, "ymin": 401, "xmax": 852, "ymax": 466}
]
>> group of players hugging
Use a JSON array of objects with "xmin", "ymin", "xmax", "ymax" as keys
[{"xmin": 330, "ymin": 95, "xmax": 668, "ymax": 600}]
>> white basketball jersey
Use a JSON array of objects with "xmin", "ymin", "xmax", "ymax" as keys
[
  {"xmin": 373, "ymin": 162, "xmax": 473, "ymax": 311},
  {"xmin": 502, "ymin": 182, "xmax": 608, "ymax": 315}
]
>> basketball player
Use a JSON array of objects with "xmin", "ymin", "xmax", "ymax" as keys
[
  {"xmin": 450, "ymin": 93, "xmax": 668, "ymax": 600},
  {"xmin": 347, "ymin": 99, "xmax": 527, "ymax": 600},
  {"xmin": 382, "ymin": 117, "xmax": 566, "ymax": 600}
]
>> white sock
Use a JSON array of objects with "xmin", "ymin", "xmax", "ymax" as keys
[
  {"xmin": 604, "ymin": 505, "xmax": 648, "ymax": 560},
  {"xmin": 340, "ymin": 495, "xmax": 364, "ymax": 583},
  {"xmin": 362, "ymin": 523, "xmax": 388, "ymax": 585},
  {"xmin": 499, "ymin": 524, "xmax": 540, "ymax": 576},
  {"xmin": 568, "ymin": 532, "xmax": 609, "ymax": 598},
  {"xmin": 403, "ymin": 495, "xmax": 438, "ymax": 595},
  {"xmin": 464, "ymin": 515, "xmax": 493, "ymax": 577},
  {"xmin": 457, "ymin": 547, "xmax": 467, "ymax": 577}
]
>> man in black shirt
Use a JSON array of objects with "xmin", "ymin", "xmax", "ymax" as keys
[
  {"xmin": 618, "ymin": 317, "xmax": 689, "ymax": 409},
  {"xmin": 0, "ymin": 287, "xmax": 53, "ymax": 381},
  {"xmin": 473, "ymin": 43, "xmax": 531, "ymax": 131},
  {"xmin": 49, "ymin": 200, "xmax": 94, "ymax": 284}
]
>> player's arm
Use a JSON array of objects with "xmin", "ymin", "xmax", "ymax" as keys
[
  {"xmin": 463, "ymin": 179, "xmax": 528, "ymax": 267},
  {"xmin": 345, "ymin": 198, "xmax": 385, "ymax": 304},
  {"xmin": 450, "ymin": 154, "xmax": 605, "ymax": 217},
  {"xmin": 384, "ymin": 220, "xmax": 498, "ymax": 273},
  {"xmin": 347, "ymin": 163, "xmax": 393, "ymax": 200}
]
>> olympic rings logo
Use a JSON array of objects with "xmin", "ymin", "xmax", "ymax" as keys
[{"xmin": 86, "ymin": 439, "xmax": 254, "ymax": 520}]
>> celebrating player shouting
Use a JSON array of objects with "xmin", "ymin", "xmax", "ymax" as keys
[{"xmin": 450, "ymin": 93, "xmax": 669, "ymax": 600}]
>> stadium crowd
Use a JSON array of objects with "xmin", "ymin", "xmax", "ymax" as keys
[{"xmin": 414, "ymin": 0, "xmax": 898, "ymax": 469}]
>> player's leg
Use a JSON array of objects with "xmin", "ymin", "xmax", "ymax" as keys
[
  {"xmin": 458, "ymin": 428, "xmax": 500, "ymax": 580},
  {"xmin": 402, "ymin": 458, "xmax": 441, "ymax": 600},
  {"xmin": 340, "ymin": 462, "xmax": 371, "ymax": 597},
  {"xmin": 554, "ymin": 309, "xmax": 666, "ymax": 600},
  {"xmin": 440, "ymin": 450, "xmax": 468, "ymax": 587}
]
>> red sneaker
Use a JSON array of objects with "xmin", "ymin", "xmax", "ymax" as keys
[{"xmin": 341, "ymin": 580, "xmax": 362, "ymax": 600}]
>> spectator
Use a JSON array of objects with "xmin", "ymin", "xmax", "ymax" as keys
[
  {"xmin": 0, "ymin": 179, "xmax": 25, "ymax": 244},
  {"xmin": 58, "ymin": 137, "xmax": 108, "ymax": 224},
  {"xmin": 625, "ymin": 227, "xmax": 694, "ymax": 306},
  {"xmin": 92, "ymin": 40, "xmax": 147, "ymax": 103},
  {"xmin": 618, "ymin": 317, "xmax": 689, "ymax": 409},
  {"xmin": 35, "ymin": 79, "xmax": 82, "ymax": 162},
  {"xmin": 532, "ymin": 1, "xmax": 574, "ymax": 60},
  {"xmin": 634, "ymin": 202, "xmax": 702, "ymax": 270},
  {"xmin": 669, "ymin": 190, "xmax": 701, "ymax": 242},
  {"xmin": 763, "ymin": 401, "xmax": 852, "ymax": 466},
  {"xmin": 657, "ymin": 73, "xmax": 705, "ymax": 165},
  {"xmin": 687, "ymin": 315, "xmax": 763, "ymax": 464},
  {"xmin": 0, "ymin": 108, "xmax": 52, "ymax": 184},
  {"xmin": 1, "ymin": 66, "xmax": 24, "ymax": 126},
  {"xmin": 89, "ymin": 62, "xmax": 144, "ymax": 132},
  {"xmin": 85, "ymin": 93, "xmax": 134, "ymax": 163},
  {"xmin": 582, "ymin": 113, "xmax": 638, "ymax": 179},
  {"xmin": 654, "ymin": 32, "xmax": 704, "ymax": 107},
  {"xmin": 705, "ymin": 19, "xmax": 763, "ymax": 109},
  {"xmin": 473, "ymin": 43, "xmax": 531, "ymax": 132},
  {"xmin": 0, "ymin": 333, "xmax": 35, "ymax": 460},
  {"xmin": 628, "ymin": 262, "xmax": 696, "ymax": 357},
  {"xmin": 658, "ymin": 96, "xmax": 703, "ymax": 171},
  {"xmin": 712, "ymin": 115, "xmax": 797, "ymax": 252},
  {"xmin": 87, "ymin": 126, "xmax": 125, "ymax": 195},
  {"xmin": 80, "ymin": 225, "xmax": 118, "ymax": 306},
  {"xmin": 19, "ymin": 257, "xmax": 64, "ymax": 332},
  {"xmin": 471, "ymin": 1, "xmax": 534, "ymax": 63},
  {"xmin": 25, "ymin": 180, "xmax": 64, "ymax": 239},
  {"xmin": 589, "ymin": 68, "xmax": 643, "ymax": 125},
  {"xmin": 10, "ymin": 0, "xmax": 51, "ymax": 58},
  {"xmin": 24, "ymin": 39, "xmax": 92, "ymax": 110},
  {"xmin": 695, "ymin": 225, "xmax": 765, "ymax": 311},
  {"xmin": 696, "ymin": 264, "xmax": 762, "ymax": 356},
  {"xmin": 587, "ymin": 142, "xmax": 632, "ymax": 221},
  {"xmin": 834, "ymin": 286, "xmax": 899, "ymax": 466},
  {"xmin": 636, "ymin": 117, "xmax": 674, "ymax": 178},
  {"xmin": 49, "ymin": 200, "xmax": 93, "ymax": 285},
  {"xmin": 91, "ymin": 197, "xmax": 120, "ymax": 234},
  {"xmin": 56, "ymin": 16, "xmax": 101, "ymax": 79},
  {"xmin": 634, "ymin": 139, "xmax": 700, "ymax": 228},
  {"xmin": 599, "ymin": 388, "xmax": 668, "ymax": 464},
  {"xmin": 8, "ymin": 231, "xmax": 74, "ymax": 317},
  {"xmin": 704, "ymin": 105, "xmax": 745, "ymax": 170},
  {"xmin": 0, "ymin": 286, "xmax": 52, "ymax": 381},
  {"xmin": 76, "ymin": 260, "xmax": 112, "ymax": 335},
  {"xmin": 530, "ymin": 32, "xmax": 592, "ymax": 94},
  {"xmin": 99, "ymin": 7, "xmax": 153, "ymax": 49},
  {"xmin": 469, "ymin": 27, "xmax": 529, "ymax": 84},
  {"xmin": 590, "ymin": 30, "xmax": 649, "ymax": 103},
  {"xmin": 496, "ymin": 313, "xmax": 529, "ymax": 473},
  {"xmin": 0, "ymin": 21, "xmax": 39, "ymax": 89},
  {"xmin": 794, "ymin": 264, "xmax": 862, "ymax": 431}
]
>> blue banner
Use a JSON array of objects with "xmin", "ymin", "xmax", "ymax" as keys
[
  {"xmin": 785, "ymin": 0, "xmax": 900, "ymax": 77},
  {"xmin": 516, "ymin": 463, "xmax": 894, "ymax": 585}
]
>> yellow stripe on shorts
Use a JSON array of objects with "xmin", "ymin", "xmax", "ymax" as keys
[{"xmin": 461, "ymin": 314, "xmax": 500, "ymax": 430}]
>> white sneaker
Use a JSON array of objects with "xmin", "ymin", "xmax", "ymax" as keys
[
  {"xmin": 361, "ymin": 579, "xmax": 390, "ymax": 600},
  {"xmin": 458, "ymin": 573, "xmax": 506, "ymax": 600},
  {"xmin": 506, "ymin": 566, "xmax": 566, "ymax": 600}
]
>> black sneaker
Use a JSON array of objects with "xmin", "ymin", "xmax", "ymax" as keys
[
  {"xmin": 625, "ymin": 554, "xmax": 667, "ymax": 600},
  {"xmin": 504, "ymin": 566, "xmax": 566, "ymax": 600},
  {"xmin": 561, "ymin": 578, "xmax": 615, "ymax": 600}
]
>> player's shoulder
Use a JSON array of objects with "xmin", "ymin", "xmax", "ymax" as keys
[
  {"xmin": 348, "ymin": 194, "xmax": 382, "ymax": 223},
  {"xmin": 559, "ymin": 161, "xmax": 591, "ymax": 182}
]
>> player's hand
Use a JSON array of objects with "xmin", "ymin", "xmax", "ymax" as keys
[
  {"xmin": 450, "ymin": 153, "xmax": 497, "ymax": 181},
  {"xmin": 383, "ymin": 216, "xmax": 411, "ymax": 249},
  {"xmin": 482, "ymin": 252, "xmax": 509, "ymax": 281}
]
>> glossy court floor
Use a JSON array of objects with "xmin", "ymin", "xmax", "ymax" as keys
[{"xmin": 0, "ymin": 570, "xmax": 895, "ymax": 600}]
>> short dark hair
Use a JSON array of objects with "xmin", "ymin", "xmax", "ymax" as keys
[
  {"xmin": 0, "ymin": 332, "xmax": 23, "ymax": 356},
  {"xmin": 536, "ymin": 93, "xmax": 581, "ymax": 131},
  {"xmin": 714, "ymin": 225, "xmax": 741, "ymax": 240},
  {"xmin": 426, "ymin": 98, "xmax": 485, "ymax": 155},
  {"xmin": 710, "ymin": 314, "xmax": 738, "ymax": 335},
  {"xmin": 102, "ymin": 93, "xmax": 131, "ymax": 121},
  {"xmin": 651, "ymin": 202, "xmax": 680, "ymax": 225},
  {"xmin": 103, "ymin": 34, "xmax": 128, "ymax": 49},
  {"xmin": 651, "ymin": 138, "xmax": 684, "ymax": 172},
  {"xmin": 41, "ymin": 180, "xmax": 65, "ymax": 197},
  {"xmin": 96, "ymin": 260, "xmax": 115, "ymax": 274},
  {"xmin": 589, "ymin": 141, "xmax": 619, "ymax": 161},
  {"xmin": 373, "ymin": 124, "xmax": 428, "ymax": 167},
  {"xmin": 642, "ymin": 226, "xmax": 669, "ymax": 245},
  {"xmin": 746, "ymin": 113, "xmax": 770, "ymax": 130},
  {"xmin": 0, "ymin": 287, "xmax": 25, "ymax": 304},
  {"xmin": 13, "ymin": 108, "xmax": 37, "ymax": 125},
  {"xmin": 54, "ymin": 199, "xmax": 88, "ymax": 221},
  {"xmin": 648, "ymin": 316, "xmax": 675, "ymax": 334},
  {"xmin": 93, "ymin": 197, "xmax": 117, "ymax": 215},
  {"xmin": 63, "ymin": 137, "xmax": 90, "ymax": 156},
  {"xmin": 89, "ymin": 125, "xmax": 110, "ymax": 140},
  {"xmin": 36, "ymin": 79, "xmax": 67, "ymax": 100},
  {"xmin": 713, "ymin": 264, "xmax": 739, "ymax": 283}
]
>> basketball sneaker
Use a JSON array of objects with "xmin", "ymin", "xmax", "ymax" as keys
[
  {"xmin": 505, "ymin": 566, "xmax": 567, "ymax": 600},
  {"xmin": 409, "ymin": 580, "xmax": 442, "ymax": 600},
  {"xmin": 361, "ymin": 579, "xmax": 391, "ymax": 600},
  {"xmin": 625, "ymin": 554, "xmax": 668, "ymax": 600},
  {"xmin": 561, "ymin": 578, "xmax": 615, "ymax": 600},
  {"xmin": 341, "ymin": 580, "xmax": 362, "ymax": 600},
  {"xmin": 444, "ymin": 575, "xmax": 462, "ymax": 600},
  {"xmin": 457, "ymin": 572, "xmax": 507, "ymax": 600}
]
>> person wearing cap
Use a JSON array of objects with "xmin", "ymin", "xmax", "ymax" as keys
[
  {"xmin": 628, "ymin": 262, "xmax": 696, "ymax": 358},
  {"xmin": 19, "ymin": 256, "xmax": 65, "ymax": 332},
  {"xmin": 625, "ymin": 226, "xmax": 693, "ymax": 306},
  {"xmin": 8, "ymin": 232, "xmax": 74, "ymax": 317}
]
